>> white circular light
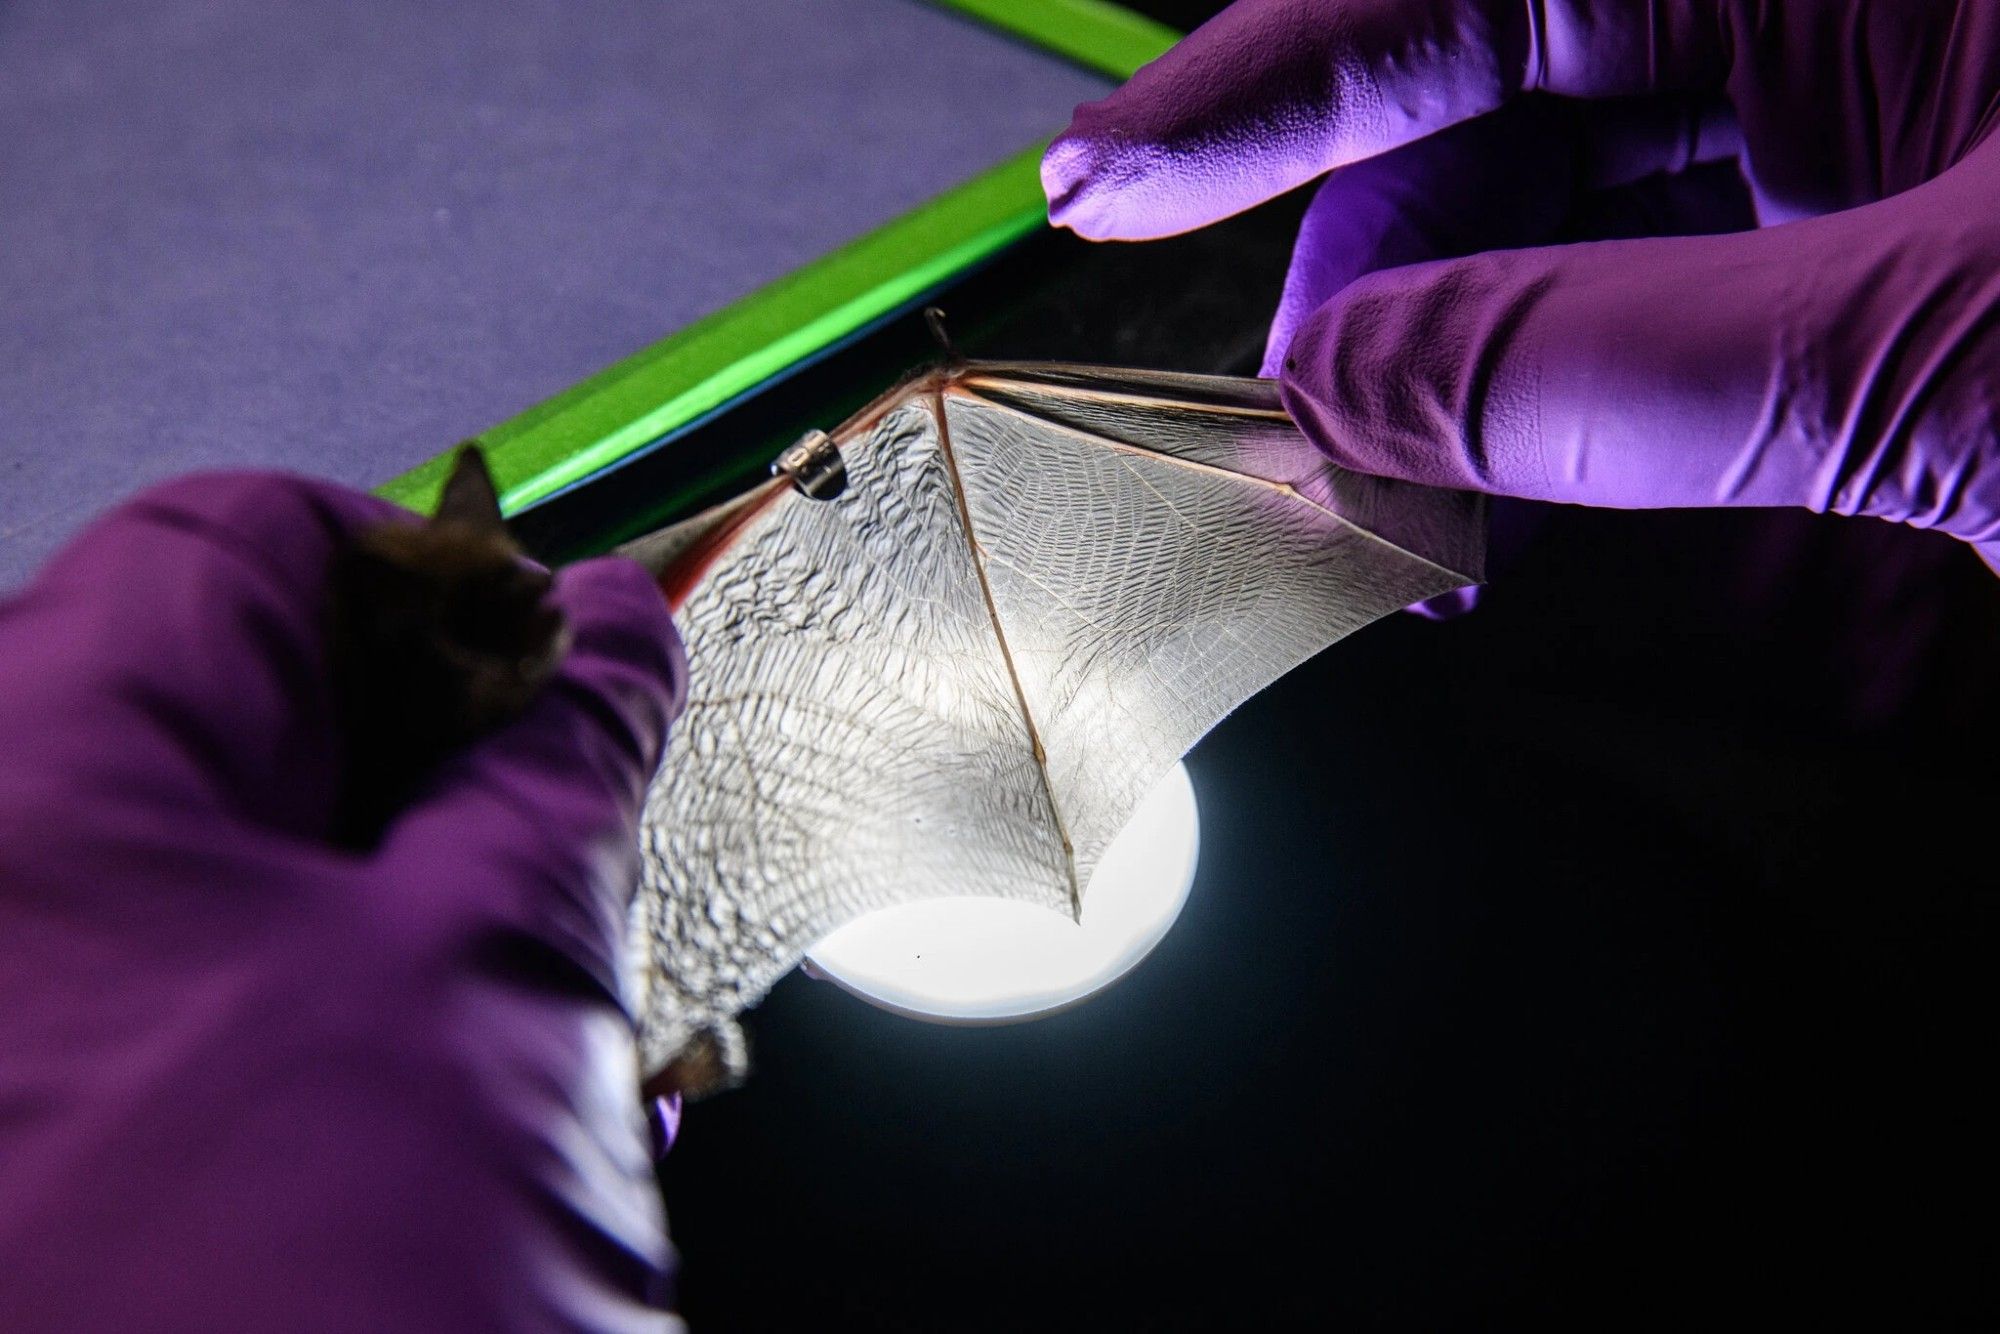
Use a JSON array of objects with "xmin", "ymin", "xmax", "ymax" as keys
[{"xmin": 804, "ymin": 763, "xmax": 1200, "ymax": 1022}]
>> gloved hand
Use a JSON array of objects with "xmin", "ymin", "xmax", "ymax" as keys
[
  {"xmin": 1044, "ymin": 0, "xmax": 2000, "ymax": 573},
  {"xmin": 0, "ymin": 475, "xmax": 686, "ymax": 1332}
]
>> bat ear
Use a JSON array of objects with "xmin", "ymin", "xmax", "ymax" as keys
[{"xmin": 434, "ymin": 443, "xmax": 505, "ymax": 532}]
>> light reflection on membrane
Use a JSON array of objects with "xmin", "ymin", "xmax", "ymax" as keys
[{"xmin": 804, "ymin": 763, "xmax": 1200, "ymax": 1022}]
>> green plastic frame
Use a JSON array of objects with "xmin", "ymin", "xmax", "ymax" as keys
[{"xmin": 376, "ymin": 0, "xmax": 1177, "ymax": 515}]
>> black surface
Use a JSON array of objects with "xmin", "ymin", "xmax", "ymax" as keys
[{"xmin": 521, "ymin": 5, "xmax": 2000, "ymax": 1325}]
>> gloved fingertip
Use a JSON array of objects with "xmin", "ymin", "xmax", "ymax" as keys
[
  {"xmin": 1407, "ymin": 585, "xmax": 1482, "ymax": 619},
  {"xmin": 1040, "ymin": 131, "xmax": 1085, "ymax": 204},
  {"xmin": 650, "ymin": 1096, "xmax": 683, "ymax": 1161},
  {"xmin": 1041, "ymin": 130, "xmax": 1117, "ymax": 238},
  {"xmin": 552, "ymin": 555, "xmax": 684, "ymax": 680},
  {"xmin": 531, "ymin": 556, "xmax": 688, "ymax": 772},
  {"xmin": 1260, "ymin": 325, "xmax": 1302, "ymax": 380},
  {"xmin": 551, "ymin": 553, "xmax": 672, "ymax": 623},
  {"xmin": 1276, "ymin": 264, "xmax": 1518, "ymax": 492}
]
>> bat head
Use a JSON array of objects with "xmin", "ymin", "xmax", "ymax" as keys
[{"xmin": 330, "ymin": 445, "xmax": 569, "ymax": 842}]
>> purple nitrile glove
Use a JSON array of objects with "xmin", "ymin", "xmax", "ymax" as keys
[
  {"xmin": 1044, "ymin": 0, "xmax": 2000, "ymax": 576},
  {"xmin": 0, "ymin": 475, "xmax": 687, "ymax": 1332}
]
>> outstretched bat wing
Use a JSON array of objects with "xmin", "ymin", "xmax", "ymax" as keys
[{"xmin": 622, "ymin": 360, "xmax": 1483, "ymax": 1078}]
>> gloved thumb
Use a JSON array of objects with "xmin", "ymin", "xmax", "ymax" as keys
[
  {"xmin": 371, "ymin": 557, "xmax": 684, "ymax": 992},
  {"xmin": 1279, "ymin": 148, "xmax": 2000, "ymax": 559}
]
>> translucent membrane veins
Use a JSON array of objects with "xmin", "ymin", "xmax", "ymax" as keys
[{"xmin": 620, "ymin": 361, "xmax": 1484, "ymax": 1076}]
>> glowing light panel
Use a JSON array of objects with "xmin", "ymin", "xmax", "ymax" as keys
[{"xmin": 805, "ymin": 763, "xmax": 1200, "ymax": 1022}]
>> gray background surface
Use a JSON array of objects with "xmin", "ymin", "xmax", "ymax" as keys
[{"xmin": 0, "ymin": 0, "xmax": 1108, "ymax": 587}]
